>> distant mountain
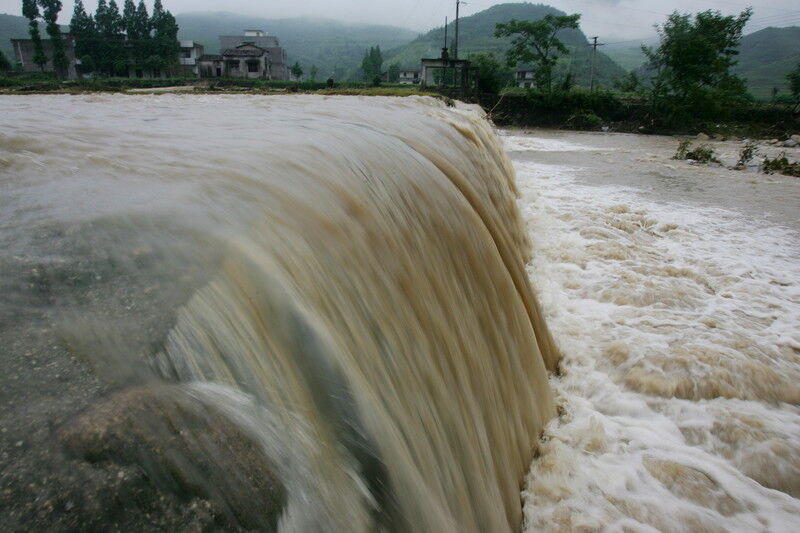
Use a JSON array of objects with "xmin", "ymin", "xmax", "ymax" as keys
[
  {"xmin": 382, "ymin": 3, "xmax": 627, "ymax": 89},
  {"xmin": 603, "ymin": 26, "xmax": 800, "ymax": 100},
  {"xmin": 733, "ymin": 26, "xmax": 800, "ymax": 100},
  {"xmin": 175, "ymin": 12, "xmax": 418, "ymax": 80}
]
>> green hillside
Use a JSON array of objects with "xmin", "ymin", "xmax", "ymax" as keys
[
  {"xmin": 382, "ymin": 3, "xmax": 627, "ymax": 89},
  {"xmin": 603, "ymin": 44, "xmax": 648, "ymax": 72},
  {"xmin": 733, "ymin": 26, "xmax": 800, "ymax": 100},
  {"xmin": 176, "ymin": 12, "xmax": 418, "ymax": 80}
]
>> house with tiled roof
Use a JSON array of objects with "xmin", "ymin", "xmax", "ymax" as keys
[{"xmin": 198, "ymin": 30, "xmax": 289, "ymax": 80}]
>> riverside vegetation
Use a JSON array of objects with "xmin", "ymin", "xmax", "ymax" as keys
[{"xmin": 1, "ymin": 5, "xmax": 798, "ymax": 138}]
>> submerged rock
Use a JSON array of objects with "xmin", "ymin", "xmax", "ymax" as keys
[{"xmin": 57, "ymin": 384, "xmax": 286, "ymax": 530}]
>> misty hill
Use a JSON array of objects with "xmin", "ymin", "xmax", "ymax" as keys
[
  {"xmin": 175, "ymin": 12, "xmax": 417, "ymax": 80},
  {"xmin": 604, "ymin": 27, "xmax": 800, "ymax": 100},
  {"xmin": 733, "ymin": 26, "xmax": 800, "ymax": 99},
  {"xmin": 382, "ymin": 3, "xmax": 627, "ymax": 89}
]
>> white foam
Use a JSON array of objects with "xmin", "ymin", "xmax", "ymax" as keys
[
  {"xmin": 502, "ymin": 133, "xmax": 607, "ymax": 153},
  {"xmin": 515, "ymin": 141, "xmax": 800, "ymax": 532}
]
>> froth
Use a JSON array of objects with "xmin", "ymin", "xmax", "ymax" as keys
[{"xmin": 513, "ymin": 141, "xmax": 800, "ymax": 531}]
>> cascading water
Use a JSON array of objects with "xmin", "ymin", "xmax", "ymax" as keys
[{"xmin": 0, "ymin": 95, "xmax": 557, "ymax": 531}]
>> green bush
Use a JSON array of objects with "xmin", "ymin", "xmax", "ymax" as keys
[
  {"xmin": 566, "ymin": 110, "xmax": 603, "ymax": 130},
  {"xmin": 673, "ymin": 140, "xmax": 720, "ymax": 164},
  {"xmin": 525, "ymin": 89, "xmax": 622, "ymax": 118},
  {"xmin": 761, "ymin": 153, "xmax": 800, "ymax": 177}
]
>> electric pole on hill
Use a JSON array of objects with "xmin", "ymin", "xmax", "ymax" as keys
[{"xmin": 589, "ymin": 36, "xmax": 604, "ymax": 91}]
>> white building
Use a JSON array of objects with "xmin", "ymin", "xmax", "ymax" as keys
[
  {"xmin": 178, "ymin": 40, "xmax": 205, "ymax": 76},
  {"xmin": 516, "ymin": 69, "xmax": 536, "ymax": 88},
  {"xmin": 398, "ymin": 68, "xmax": 420, "ymax": 84}
]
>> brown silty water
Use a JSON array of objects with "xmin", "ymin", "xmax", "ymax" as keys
[{"xmin": 0, "ymin": 95, "xmax": 557, "ymax": 531}]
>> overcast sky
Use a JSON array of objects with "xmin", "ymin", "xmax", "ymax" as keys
[{"xmin": 2, "ymin": 0, "xmax": 798, "ymax": 41}]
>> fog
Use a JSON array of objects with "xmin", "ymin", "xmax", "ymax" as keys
[{"xmin": 2, "ymin": 0, "xmax": 798, "ymax": 40}]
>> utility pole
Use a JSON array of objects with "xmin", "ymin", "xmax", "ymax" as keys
[
  {"xmin": 589, "ymin": 36, "xmax": 604, "ymax": 91},
  {"xmin": 454, "ymin": 0, "xmax": 466, "ymax": 60}
]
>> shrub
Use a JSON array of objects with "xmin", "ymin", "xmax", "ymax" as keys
[
  {"xmin": 566, "ymin": 110, "xmax": 603, "ymax": 130},
  {"xmin": 761, "ymin": 153, "xmax": 800, "ymax": 177},
  {"xmin": 734, "ymin": 141, "xmax": 758, "ymax": 169},
  {"xmin": 673, "ymin": 140, "xmax": 720, "ymax": 164}
]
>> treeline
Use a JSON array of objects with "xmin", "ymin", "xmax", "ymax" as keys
[
  {"xmin": 69, "ymin": 0, "xmax": 179, "ymax": 76},
  {"xmin": 476, "ymin": 8, "xmax": 800, "ymax": 131},
  {"xmin": 20, "ymin": 0, "xmax": 70, "ymax": 77}
]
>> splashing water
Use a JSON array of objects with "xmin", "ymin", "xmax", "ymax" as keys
[{"xmin": 509, "ymin": 132, "xmax": 800, "ymax": 532}]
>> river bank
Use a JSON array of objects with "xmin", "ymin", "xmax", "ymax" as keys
[{"xmin": 2, "ymin": 76, "xmax": 798, "ymax": 140}]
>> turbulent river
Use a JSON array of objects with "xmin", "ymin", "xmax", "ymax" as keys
[{"xmin": 1, "ymin": 95, "xmax": 799, "ymax": 532}]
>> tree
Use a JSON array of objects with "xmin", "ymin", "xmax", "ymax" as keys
[
  {"xmin": 788, "ymin": 64, "xmax": 800, "ymax": 111},
  {"xmin": 360, "ymin": 45, "xmax": 383, "ymax": 81},
  {"xmin": 0, "ymin": 49, "xmax": 12, "ymax": 71},
  {"xmin": 106, "ymin": 0, "xmax": 123, "ymax": 35},
  {"xmin": 40, "ymin": 0, "xmax": 69, "ymax": 78},
  {"xmin": 469, "ymin": 53, "xmax": 513, "ymax": 93},
  {"xmin": 387, "ymin": 63, "xmax": 399, "ymax": 83},
  {"xmin": 290, "ymin": 61, "xmax": 303, "ymax": 79},
  {"xmin": 134, "ymin": 0, "xmax": 150, "ymax": 39},
  {"xmin": 642, "ymin": 9, "xmax": 752, "ymax": 118},
  {"xmin": 494, "ymin": 14, "xmax": 581, "ymax": 91},
  {"xmin": 70, "ymin": 0, "xmax": 95, "ymax": 70},
  {"xmin": 309, "ymin": 64, "xmax": 318, "ymax": 81},
  {"xmin": 22, "ymin": 0, "xmax": 48, "ymax": 71},
  {"xmin": 150, "ymin": 6, "xmax": 179, "ymax": 73},
  {"xmin": 122, "ymin": 0, "xmax": 136, "ymax": 37}
]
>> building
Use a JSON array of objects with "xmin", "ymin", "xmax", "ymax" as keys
[
  {"xmin": 516, "ymin": 69, "xmax": 535, "ymax": 88},
  {"xmin": 178, "ymin": 40, "xmax": 205, "ymax": 76},
  {"xmin": 11, "ymin": 36, "xmax": 78, "ymax": 79},
  {"xmin": 199, "ymin": 30, "xmax": 289, "ymax": 80},
  {"xmin": 397, "ymin": 68, "xmax": 420, "ymax": 84},
  {"xmin": 420, "ymin": 47, "xmax": 475, "ymax": 88}
]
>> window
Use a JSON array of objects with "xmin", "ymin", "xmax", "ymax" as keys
[
  {"xmin": 247, "ymin": 61, "xmax": 260, "ymax": 73},
  {"xmin": 182, "ymin": 50, "xmax": 191, "ymax": 58},
  {"xmin": 226, "ymin": 60, "xmax": 239, "ymax": 71}
]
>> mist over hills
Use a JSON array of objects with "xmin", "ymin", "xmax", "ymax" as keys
[
  {"xmin": 381, "ymin": 3, "xmax": 626, "ymax": 88},
  {"xmin": 175, "ymin": 12, "xmax": 418, "ymax": 80},
  {"xmin": 2, "ymin": 4, "xmax": 798, "ymax": 99}
]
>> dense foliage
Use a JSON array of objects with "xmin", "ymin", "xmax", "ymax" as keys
[
  {"xmin": 468, "ymin": 52, "xmax": 513, "ymax": 93},
  {"xmin": 360, "ymin": 46, "xmax": 383, "ymax": 82},
  {"xmin": 0, "ymin": 48, "xmax": 11, "ymax": 71},
  {"xmin": 69, "ymin": 0, "xmax": 179, "ymax": 76},
  {"xmin": 634, "ymin": 9, "xmax": 753, "ymax": 125}
]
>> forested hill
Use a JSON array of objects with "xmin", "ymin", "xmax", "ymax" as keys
[
  {"xmin": 382, "ymin": 3, "xmax": 627, "ymax": 88},
  {"xmin": 733, "ymin": 26, "xmax": 800, "ymax": 99},
  {"xmin": 175, "ymin": 12, "xmax": 418, "ymax": 80}
]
